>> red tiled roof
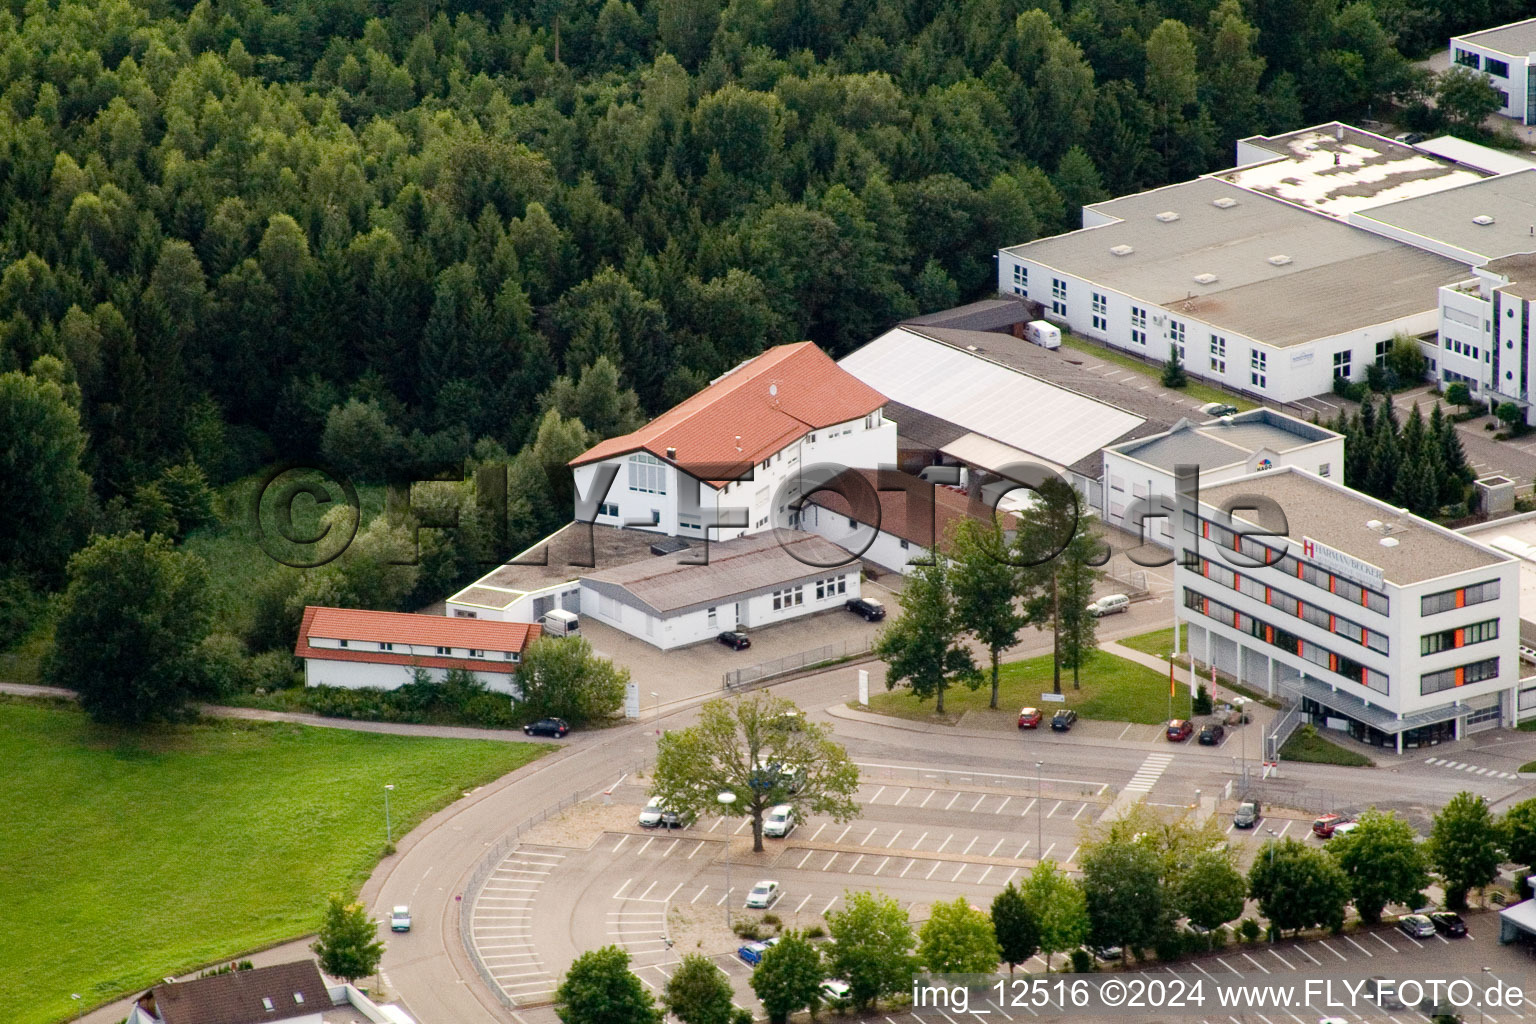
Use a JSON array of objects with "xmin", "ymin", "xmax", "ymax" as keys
[
  {"xmin": 569, "ymin": 343, "xmax": 887, "ymax": 484},
  {"xmin": 294, "ymin": 606, "xmax": 541, "ymax": 675},
  {"xmin": 151, "ymin": 960, "xmax": 331, "ymax": 1024},
  {"xmin": 807, "ymin": 470, "xmax": 1016, "ymax": 550}
]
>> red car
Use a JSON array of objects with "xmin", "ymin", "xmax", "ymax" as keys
[
  {"xmin": 1166, "ymin": 719, "xmax": 1193, "ymax": 742},
  {"xmin": 1312, "ymin": 813, "xmax": 1350, "ymax": 838},
  {"xmin": 1017, "ymin": 707, "xmax": 1042, "ymax": 729}
]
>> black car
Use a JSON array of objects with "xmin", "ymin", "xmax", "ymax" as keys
[
  {"xmin": 1198, "ymin": 723, "xmax": 1225, "ymax": 745},
  {"xmin": 523, "ymin": 717, "xmax": 569, "ymax": 738},
  {"xmin": 1429, "ymin": 911, "xmax": 1467, "ymax": 937},
  {"xmin": 1050, "ymin": 709, "xmax": 1078, "ymax": 731},
  {"xmin": 846, "ymin": 597, "xmax": 886, "ymax": 621},
  {"xmin": 1233, "ymin": 800, "xmax": 1261, "ymax": 828},
  {"xmin": 717, "ymin": 630, "xmax": 751, "ymax": 650}
]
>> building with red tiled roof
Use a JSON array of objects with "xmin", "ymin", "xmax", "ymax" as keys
[
  {"xmin": 294, "ymin": 606, "xmax": 541, "ymax": 694},
  {"xmin": 569, "ymin": 342, "xmax": 895, "ymax": 544}
]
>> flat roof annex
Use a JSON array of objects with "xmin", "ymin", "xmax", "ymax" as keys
[
  {"xmin": 1200, "ymin": 468, "xmax": 1508, "ymax": 586},
  {"xmin": 1454, "ymin": 17, "xmax": 1536, "ymax": 56},
  {"xmin": 1353, "ymin": 169, "xmax": 1536, "ymax": 262},
  {"xmin": 570, "ymin": 342, "xmax": 886, "ymax": 485},
  {"xmin": 1003, "ymin": 177, "xmax": 1466, "ymax": 347},
  {"xmin": 450, "ymin": 523, "xmax": 669, "ymax": 609},
  {"xmin": 1111, "ymin": 410, "xmax": 1337, "ymax": 473}
]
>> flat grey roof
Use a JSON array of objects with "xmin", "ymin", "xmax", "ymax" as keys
[
  {"xmin": 1455, "ymin": 17, "xmax": 1536, "ymax": 56},
  {"xmin": 1485, "ymin": 251, "xmax": 1536, "ymax": 300},
  {"xmin": 582, "ymin": 530, "xmax": 857, "ymax": 615},
  {"xmin": 1202, "ymin": 468, "xmax": 1507, "ymax": 585},
  {"xmin": 1003, "ymin": 178, "xmax": 1466, "ymax": 347},
  {"xmin": 903, "ymin": 297, "xmax": 1032, "ymax": 331},
  {"xmin": 885, "ymin": 400, "xmax": 969, "ymax": 451},
  {"xmin": 1113, "ymin": 410, "xmax": 1334, "ymax": 473},
  {"xmin": 1118, "ymin": 429, "xmax": 1253, "ymax": 473},
  {"xmin": 450, "ymin": 524, "xmax": 670, "ymax": 608},
  {"xmin": 1353, "ymin": 169, "xmax": 1536, "ymax": 261}
]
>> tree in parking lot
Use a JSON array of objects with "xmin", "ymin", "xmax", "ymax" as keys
[
  {"xmin": 1327, "ymin": 808, "xmax": 1429, "ymax": 925},
  {"xmin": 948, "ymin": 518, "xmax": 1027, "ymax": 710},
  {"xmin": 1246, "ymin": 839, "xmax": 1350, "ymax": 936},
  {"xmin": 919, "ymin": 897, "xmax": 1002, "ymax": 973},
  {"xmin": 991, "ymin": 882, "xmax": 1040, "ymax": 975},
  {"xmin": 555, "ymin": 945, "xmax": 663, "ymax": 1024},
  {"xmin": 1177, "ymin": 847, "xmax": 1247, "ymax": 934},
  {"xmin": 1081, "ymin": 836, "xmax": 1167, "ymax": 957},
  {"xmin": 825, "ymin": 891, "xmax": 917, "ymax": 1010},
  {"xmin": 1428, "ymin": 791, "xmax": 1504, "ymax": 911},
  {"xmin": 1020, "ymin": 860, "xmax": 1089, "ymax": 971},
  {"xmin": 650, "ymin": 693, "xmax": 859, "ymax": 852},
  {"xmin": 312, "ymin": 894, "xmax": 385, "ymax": 984},
  {"xmin": 516, "ymin": 634, "xmax": 628, "ymax": 724},
  {"xmin": 873, "ymin": 556, "xmax": 980, "ymax": 713},
  {"xmin": 1503, "ymin": 797, "xmax": 1536, "ymax": 873},
  {"xmin": 750, "ymin": 931, "xmax": 824, "ymax": 1024},
  {"xmin": 664, "ymin": 953, "xmax": 736, "ymax": 1024}
]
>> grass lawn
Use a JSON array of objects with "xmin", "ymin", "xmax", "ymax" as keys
[
  {"xmin": 1279, "ymin": 726, "xmax": 1374, "ymax": 767},
  {"xmin": 863, "ymin": 649, "xmax": 1190, "ymax": 725},
  {"xmin": 1118, "ymin": 625, "xmax": 1187, "ymax": 661},
  {"xmin": 1058, "ymin": 335, "xmax": 1257, "ymax": 411},
  {"xmin": 0, "ymin": 698, "xmax": 547, "ymax": 1024},
  {"xmin": 1521, "ymin": 760, "xmax": 1536, "ymax": 773}
]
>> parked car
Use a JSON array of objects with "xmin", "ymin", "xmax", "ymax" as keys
[
  {"xmin": 1369, "ymin": 978, "xmax": 1406, "ymax": 1011},
  {"xmin": 1429, "ymin": 912, "xmax": 1467, "ymax": 937},
  {"xmin": 523, "ymin": 718, "xmax": 569, "ymax": 738},
  {"xmin": 1087, "ymin": 594, "xmax": 1130, "ymax": 617},
  {"xmin": 390, "ymin": 905, "xmax": 412, "ymax": 932},
  {"xmin": 820, "ymin": 979, "xmax": 852, "ymax": 1005},
  {"xmin": 737, "ymin": 939, "xmax": 778, "ymax": 965},
  {"xmin": 1051, "ymin": 709, "xmax": 1078, "ymax": 731},
  {"xmin": 1311, "ymin": 813, "xmax": 1349, "ymax": 838},
  {"xmin": 638, "ymin": 798, "xmax": 668, "ymax": 828},
  {"xmin": 846, "ymin": 597, "xmax": 886, "ymax": 621},
  {"xmin": 745, "ymin": 880, "xmax": 781, "ymax": 909},
  {"xmin": 1166, "ymin": 719, "xmax": 1194, "ymax": 742},
  {"xmin": 662, "ymin": 806, "xmax": 694, "ymax": 829},
  {"xmin": 1091, "ymin": 944, "xmax": 1123, "ymax": 962},
  {"xmin": 717, "ymin": 630, "xmax": 751, "ymax": 650},
  {"xmin": 1329, "ymin": 821, "xmax": 1359, "ymax": 840},
  {"xmin": 1233, "ymin": 800, "xmax": 1262, "ymax": 828},
  {"xmin": 1017, "ymin": 706, "xmax": 1043, "ymax": 729},
  {"xmin": 1198, "ymin": 722, "xmax": 1225, "ymax": 745},
  {"xmin": 763, "ymin": 804, "xmax": 797, "ymax": 838},
  {"xmin": 1397, "ymin": 914, "xmax": 1436, "ymax": 939},
  {"xmin": 1199, "ymin": 401, "xmax": 1240, "ymax": 417}
]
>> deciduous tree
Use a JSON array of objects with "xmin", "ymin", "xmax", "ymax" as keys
[
  {"xmin": 1328, "ymin": 809, "xmax": 1429, "ymax": 924},
  {"xmin": 312, "ymin": 895, "xmax": 385, "ymax": 984},
  {"xmin": 949, "ymin": 518, "xmax": 1026, "ymax": 710},
  {"xmin": 919, "ymin": 897, "xmax": 1001, "ymax": 973},
  {"xmin": 1247, "ymin": 839, "xmax": 1350, "ymax": 935},
  {"xmin": 555, "ymin": 946, "xmax": 663, "ymax": 1024},
  {"xmin": 750, "ymin": 932, "xmax": 825, "ymax": 1024},
  {"xmin": 664, "ymin": 952, "xmax": 736, "ymax": 1024},
  {"xmin": 1080, "ymin": 837, "xmax": 1166, "ymax": 956},
  {"xmin": 874, "ymin": 557, "xmax": 980, "ymax": 713},
  {"xmin": 517, "ymin": 635, "xmax": 629, "ymax": 725},
  {"xmin": 991, "ymin": 882, "xmax": 1040, "ymax": 974},
  {"xmin": 1020, "ymin": 860, "xmax": 1089, "ymax": 970},
  {"xmin": 826, "ymin": 891, "xmax": 917, "ymax": 1010},
  {"xmin": 1178, "ymin": 847, "xmax": 1248, "ymax": 933},
  {"xmin": 1428, "ymin": 792, "xmax": 1505, "ymax": 910}
]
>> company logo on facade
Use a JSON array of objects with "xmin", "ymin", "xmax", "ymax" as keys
[
  {"xmin": 1302, "ymin": 535, "xmax": 1385, "ymax": 588},
  {"xmin": 1255, "ymin": 458, "xmax": 1274, "ymax": 471}
]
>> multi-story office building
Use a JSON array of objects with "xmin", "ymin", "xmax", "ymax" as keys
[
  {"xmin": 1450, "ymin": 18, "xmax": 1536, "ymax": 125},
  {"xmin": 1174, "ymin": 467, "xmax": 1523, "ymax": 750}
]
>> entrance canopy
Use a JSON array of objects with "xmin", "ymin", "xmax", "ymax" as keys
[{"xmin": 1500, "ymin": 899, "xmax": 1536, "ymax": 943}]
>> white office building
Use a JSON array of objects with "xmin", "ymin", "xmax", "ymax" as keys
[
  {"xmin": 1450, "ymin": 18, "xmax": 1536, "ymax": 125},
  {"xmin": 1175, "ymin": 468, "xmax": 1523, "ymax": 751}
]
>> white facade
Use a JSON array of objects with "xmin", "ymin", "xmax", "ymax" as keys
[
  {"xmin": 300, "ymin": 637, "xmax": 523, "ymax": 696},
  {"xmin": 1450, "ymin": 27, "xmax": 1535, "ymax": 125},
  {"xmin": 1436, "ymin": 263, "xmax": 1535, "ymax": 421},
  {"xmin": 579, "ymin": 569, "xmax": 859, "ymax": 651},
  {"xmin": 1175, "ymin": 472, "xmax": 1523, "ymax": 749},
  {"xmin": 447, "ymin": 579, "xmax": 580, "ymax": 623},
  {"xmin": 573, "ymin": 412, "xmax": 897, "ymax": 543},
  {"xmin": 998, "ymin": 255, "xmax": 1435, "ymax": 403},
  {"xmin": 797, "ymin": 502, "xmax": 929, "ymax": 575}
]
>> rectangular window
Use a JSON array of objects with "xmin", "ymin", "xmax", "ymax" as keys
[
  {"xmin": 380, "ymin": 642, "xmax": 393, "ymax": 651},
  {"xmin": 1169, "ymin": 320, "xmax": 1186, "ymax": 361},
  {"xmin": 771, "ymin": 586, "xmax": 804, "ymax": 611},
  {"xmin": 1486, "ymin": 57, "xmax": 1510, "ymax": 78},
  {"xmin": 1454, "ymin": 48, "xmax": 1480, "ymax": 69},
  {"xmin": 1422, "ymin": 579, "xmax": 1501, "ymax": 616},
  {"xmin": 1092, "ymin": 291, "xmax": 1108, "ymax": 331},
  {"xmin": 1421, "ymin": 656, "xmax": 1499, "ymax": 695},
  {"xmin": 1210, "ymin": 334, "xmax": 1226, "ymax": 373},
  {"xmin": 435, "ymin": 646, "xmax": 450, "ymax": 655},
  {"xmin": 707, "ymin": 606, "xmax": 717, "ymax": 627},
  {"xmin": 339, "ymin": 639, "xmax": 349, "ymax": 648},
  {"xmin": 1318, "ymin": 463, "xmax": 1331, "ymax": 478},
  {"xmin": 1375, "ymin": 338, "xmax": 1391, "ymax": 366},
  {"xmin": 1422, "ymin": 618, "xmax": 1499, "ymax": 655},
  {"xmin": 1051, "ymin": 278, "xmax": 1067, "ymax": 316},
  {"xmin": 1012, "ymin": 264, "xmax": 1028, "ymax": 295},
  {"xmin": 1250, "ymin": 349, "xmax": 1267, "ymax": 388},
  {"xmin": 1332, "ymin": 350, "xmax": 1351, "ymax": 380},
  {"xmin": 598, "ymin": 502, "xmax": 619, "ymax": 517},
  {"xmin": 627, "ymin": 452, "xmax": 668, "ymax": 494}
]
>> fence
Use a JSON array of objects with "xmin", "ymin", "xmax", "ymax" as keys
[
  {"xmin": 1106, "ymin": 562, "xmax": 1149, "ymax": 596},
  {"xmin": 457, "ymin": 762, "xmax": 648, "ymax": 1009},
  {"xmin": 722, "ymin": 637, "xmax": 875, "ymax": 689}
]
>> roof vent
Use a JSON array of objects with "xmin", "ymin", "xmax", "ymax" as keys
[
  {"xmin": 1110, "ymin": 244, "xmax": 1135, "ymax": 256},
  {"xmin": 1193, "ymin": 273, "xmax": 1218, "ymax": 285},
  {"xmin": 1365, "ymin": 519, "xmax": 1383, "ymax": 530},
  {"xmin": 966, "ymin": 344, "xmax": 978, "ymax": 352},
  {"xmin": 665, "ymin": 446, "xmax": 677, "ymax": 460},
  {"xmin": 1473, "ymin": 214, "xmax": 1495, "ymax": 226},
  {"xmin": 1155, "ymin": 211, "xmax": 1180, "ymax": 223},
  {"xmin": 1211, "ymin": 197, "xmax": 1238, "ymax": 209},
  {"xmin": 1268, "ymin": 254, "xmax": 1293, "ymax": 266},
  {"xmin": 1380, "ymin": 536, "xmax": 1400, "ymax": 548}
]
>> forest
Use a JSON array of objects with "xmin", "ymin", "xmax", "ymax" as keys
[{"xmin": 1, "ymin": 0, "xmax": 1530, "ymax": 684}]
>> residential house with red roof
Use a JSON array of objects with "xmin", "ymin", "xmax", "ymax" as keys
[{"xmin": 294, "ymin": 606, "xmax": 541, "ymax": 694}]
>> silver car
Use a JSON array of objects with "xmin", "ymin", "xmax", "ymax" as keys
[{"xmin": 745, "ymin": 880, "xmax": 781, "ymax": 909}]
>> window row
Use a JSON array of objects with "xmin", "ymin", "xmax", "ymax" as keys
[
  {"xmin": 771, "ymin": 586, "xmax": 804, "ymax": 610},
  {"xmin": 1446, "ymin": 337, "xmax": 1487, "ymax": 363},
  {"xmin": 1192, "ymin": 553, "xmax": 1388, "ymax": 654},
  {"xmin": 1421, "ymin": 579, "xmax": 1501, "ymax": 616},
  {"xmin": 1421, "ymin": 656, "xmax": 1499, "ymax": 696},
  {"xmin": 814, "ymin": 575, "xmax": 848, "ymax": 600},
  {"xmin": 628, "ymin": 452, "xmax": 668, "ymax": 494},
  {"xmin": 1188, "ymin": 515, "xmax": 1390, "ymax": 614},
  {"xmin": 1421, "ymin": 617, "xmax": 1499, "ymax": 656},
  {"xmin": 1183, "ymin": 588, "xmax": 1388, "ymax": 694}
]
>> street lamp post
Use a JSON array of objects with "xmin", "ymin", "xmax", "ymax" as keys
[
  {"xmin": 1035, "ymin": 761, "xmax": 1043, "ymax": 855},
  {"xmin": 717, "ymin": 790, "xmax": 737, "ymax": 930},
  {"xmin": 384, "ymin": 783, "xmax": 394, "ymax": 845}
]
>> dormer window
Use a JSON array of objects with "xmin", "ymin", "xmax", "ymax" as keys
[
  {"xmin": 293, "ymin": 993, "xmax": 305, "ymax": 1004},
  {"xmin": 262, "ymin": 997, "xmax": 274, "ymax": 1011}
]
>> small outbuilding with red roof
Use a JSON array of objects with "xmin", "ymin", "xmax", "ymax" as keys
[{"xmin": 294, "ymin": 606, "xmax": 541, "ymax": 694}]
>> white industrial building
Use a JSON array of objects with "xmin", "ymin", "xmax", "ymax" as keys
[
  {"xmin": 578, "ymin": 531, "xmax": 862, "ymax": 650},
  {"xmin": 295, "ymin": 606, "xmax": 541, "ymax": 694},
  {"xmin": 569, "ymin": 341, "xmax": 895, "ymax": 541},
  {"xmin": 1176, "ymin": 467, "xmax": 1523, "ymax": 750},
  {"xmin": 997, "ymin": 124, "xmax": 1536, "ymax": 404},
  {"xmin": 1450, "ymin": 18, "xmax": 1536, "ymax": 125},
  {"xmin": 1102, "ymin": 409, "xmax": 1344, "ymax": 543}
]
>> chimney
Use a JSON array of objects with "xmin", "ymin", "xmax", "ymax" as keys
[{"xmin": 665, "ymin": 446, "xmax": 677, "ymax": 460}]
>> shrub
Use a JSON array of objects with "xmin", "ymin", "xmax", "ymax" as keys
[
  {"xmin": 1069, "ymin": 948, "xmax": 1093, "ymax": 973},
  {"xmin": 1152, "ymin": 930, "xmax": 1185, "ymax": 964},
  {"xmin": 733, "ymin": 920, "xmax": 762, "ymax": 940},
  {"xmin": 761, "ymin": 913, "xmax": 782, "ymax": 928},
  {"xmin": 804, "ymin": 924, "xmax": 826, "ymax": 939},
  {"xmin": 1238, "ymin": 918, "xmax": 1261, "ymax": 943},
  {"xmin": 1331, "ymin": 376, "xmax": 1366, "ymax": 402},
  {"xmin": 1192, "ymin": 684, "xmax": 1213, "ymax": 716}
]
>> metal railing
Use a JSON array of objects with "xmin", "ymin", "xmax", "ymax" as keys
[
  {"xmin": 1264, "ymin": 699, "xmax": 1304, "ymax": 763},
  {"xmin": 457, "ymin": 762, "xmax": 648, "ymax": 1009},
  {"xmin": 722, "ymin": 637, "xmax": 875, "ymax": 689}
]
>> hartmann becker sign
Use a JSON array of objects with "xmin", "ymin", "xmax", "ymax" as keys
[{"xmin": 1302, "ymin": 535, "xmax": 1386, "ymax": 588}]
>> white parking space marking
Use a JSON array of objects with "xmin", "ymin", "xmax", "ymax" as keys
[
  {"xmin": 952, "ymin": 863, "xmax": 967, "ymax": 882},
  {"xmin": 1317, "ymin": 940, "xmax": 1347, "ymax": 960},
  {"xmin": 920, "ymin": 790, "xmax": 935, "ymax": 808},
  {"xmin": 1019, "ymin": 799, "xmax": 1036, "ymax": 817},
  {"xmin": 1343, "ymin": 936, "xmax": 1374, "ymax": 957},
  {"xmin": 1292, "ymin": 944, "xmax": 1320, "ymax": 965},
  {"xmin": 944, "ymin": 792, "xmax": 960, "ymax": 811},
  {"xmin": 874, "ymin": 856, "xmax": 891, "ymax": 875},
  {"xmin": 863, "ymin": 828, "xmax": 877, "ymax": 844},
  {"xmin": 1242, "ymin": 953, "xmax": 1271, "ymax": 974},
  {"xmin": 894, "ymin": 788, "xmax": 910, "ymax": 805},
  {"xmin": 977, "ymin": 865, "xmax": 993, "ymax": 885},
  {"xmin": 836, "ymin": 825, "xmax": 852, "ymax": 843},
  {"xmin": 1047, "ymin": 801, "xmax": 1063, "ymax": 818},
  {"xmin": 613, "ymin": 878, "xmax": 632, "ymax": 899},
  {"xmin": 971, "ymin": 794, "xmax": 987, "ymax": 812},
  {"xmin": 870, "ymin": 786, "xmax": 886, "ymax": 803},
  {"xmin": 636, "ymin": 836, "xmax": 654, "ymax": 856},
  {"xmin": 1014, "ymin": 841, "xmax": 1030, "ymax": 858},
  {"xmin": 691, "ymin": 886, "xmax": 708, "ymax": 904},
  {"xmin": 794, "ymin": 894, "xmax": 812, "ymax": 913},
  {"xmin": 901, "ymin": 859, "xmax": 916, "ymax": 877},
  {"xmin": 1376, "ymin": 932, "xmax": 1404, "ymax": 951},
  {"xmin": 1072, "ymin": 803, "xmax": 1088, "ymax": 821},
  {"xmin": 847, "ymin": 854, "xmax": 864, "ymax": 874},
  {"xmin": 811, "ymin": 823, "xmax": 827, "ymax": 841},
  {"xmin": 1067, "ymin": 845, "xmax": 1080, "ymax": 864},
  {"xmin": 996, "ymin": 796, "xmax": 1011, "ymax": 815},
  {"xmin": 823, "ymin": 853, "xmax": 839, "ymax": 871},
  {"xmin": 688, "ymin": 841, "xmax": 705, "ymax": 859},
  {"xmin": 887, "ymin": 829, "xmax": 904, "ymax": 848},
  {"xmin": 1276, "ymin": 820, "xmax": 1292, "ymax": 840},
  {"xmin": 613, "ymin": 835, "xmax": 629, "ymax": 854},
  {"xmin": 1041, "ymin": 843, "xmax": 1055, "ymax": 860},
  {"xmin": 822, "ymin": 896, "xmax": 838, "ymax": 915},
  {"xmin": 926, "ymin": 860, "xmax": 943, "ymax": 879},
  {"xmin": 1217, "ymin": 958, "xmax": 1242, "ymax": 975},
  {"xmin": 796, "ymin": 850, "xmax": 815, "ymax": 869}
]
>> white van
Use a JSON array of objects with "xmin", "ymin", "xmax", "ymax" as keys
[
  {"xmin": 541, "ymin": 608, "xmax": 579, "ymax": 636},
  {"xmin": 763, "ymin": 804, "xmax": 796, "ymax": 838},
  {"xmin": 1024, "ymin": 320, "xmax": 1062, "ymax": 349},
  {"xmin": 1088, "ymin": 594, "xmax": 1130, "ymax": 617}
]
